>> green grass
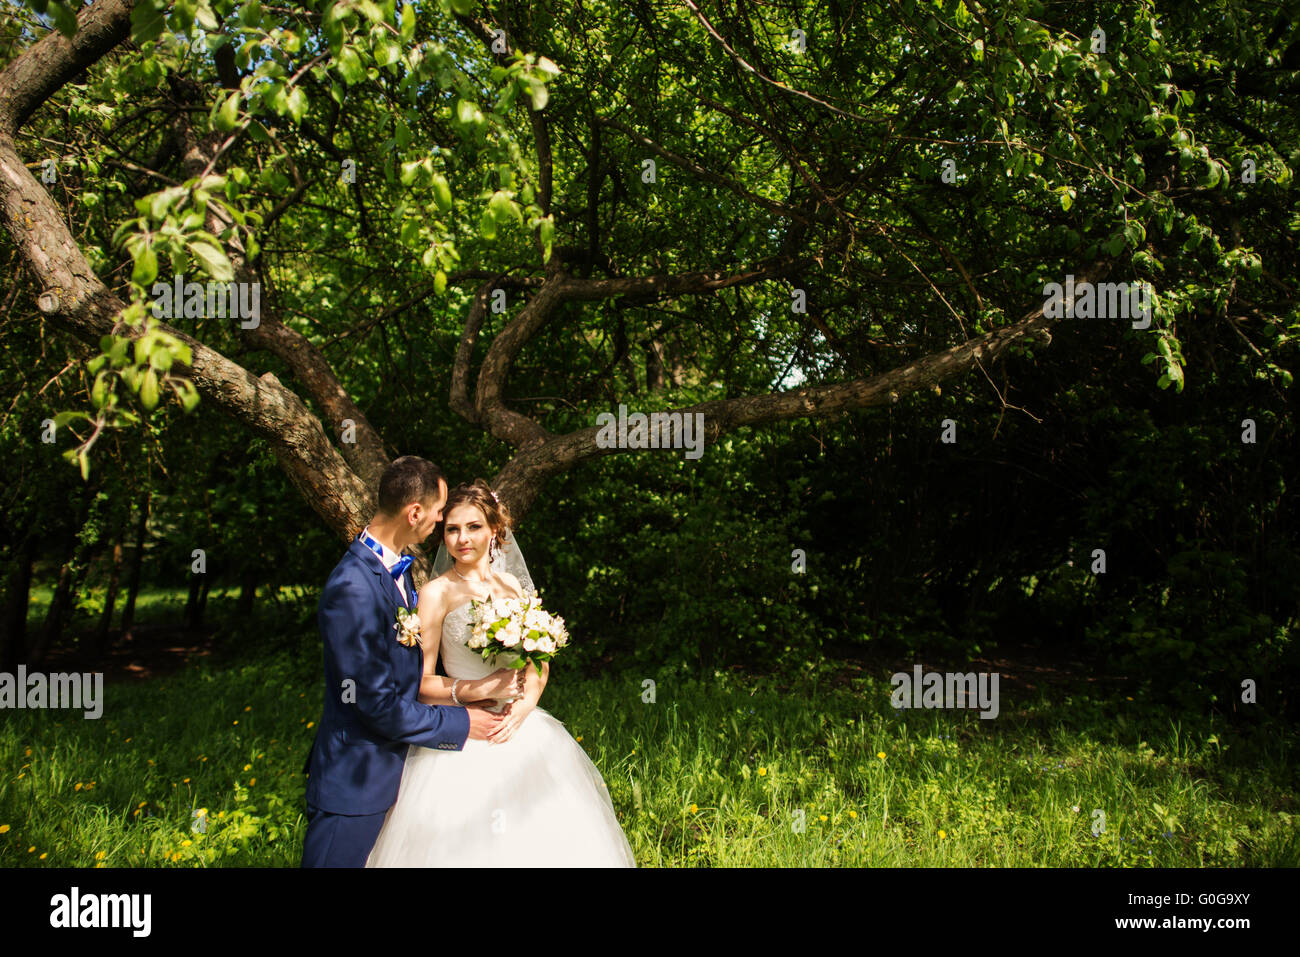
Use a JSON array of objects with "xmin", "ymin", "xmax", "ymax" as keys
[
  {"xmin": 0, "ymin": 644, "xmax": 1295, "ymax": 867},
  {"xmin": 26, "ymin": 583, "xmax": 313, "ymax": 632}
]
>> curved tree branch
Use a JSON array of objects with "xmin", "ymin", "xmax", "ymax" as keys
[
  {"xmin": 0, "ymin": 0, "xmax": 372, "ymax": 540},
  {"xmin": 493, "ymin": 261, "xmax": 1111, "ymax": 518}
]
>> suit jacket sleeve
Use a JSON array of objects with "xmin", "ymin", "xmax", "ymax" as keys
[{"xmin": 320, "ymin": 573, "xmax": 469, "ymax": 749}]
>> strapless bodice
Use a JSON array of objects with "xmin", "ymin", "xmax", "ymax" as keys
[{"xmin": 440, "ymin": 600, "xmax": 501, "ymax": 682}]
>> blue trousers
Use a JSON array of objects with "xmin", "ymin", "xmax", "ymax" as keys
[{"xmin": 301, "ymin": 803, "xmax": 389, "ymax": 868}]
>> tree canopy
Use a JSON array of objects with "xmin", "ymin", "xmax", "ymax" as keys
[{"xmin": 2, "ymin": 0, "xmax": 1296, "ymax": 536}]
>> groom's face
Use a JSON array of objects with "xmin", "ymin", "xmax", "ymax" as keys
[{"xmin": 407, "ymin": 478, "xmax": 448, "ymax": 544}]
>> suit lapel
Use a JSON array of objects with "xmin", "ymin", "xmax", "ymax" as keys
[
  {"xmin": 348, "ymin": 539, "xmax": 423, "ymax": 678},
  {"xmin": 349, "ymin": 539, "xmax": 406, "ymax": 613}
]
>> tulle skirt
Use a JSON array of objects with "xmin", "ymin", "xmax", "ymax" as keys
[{"xmin": 366, "ymin": 707, "xmax": 635, "ymax": 867}]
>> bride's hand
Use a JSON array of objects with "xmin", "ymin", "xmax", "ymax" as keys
[
  {"xmin": 488, "ymin": 699, "xmax": 533, "ymax": 745},
  {"xmin": 474, "ymin": 668, "xmax": 522, "ymax": 701}
]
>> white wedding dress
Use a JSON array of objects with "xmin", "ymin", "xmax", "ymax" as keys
[{"xmin": 366, "ymin": 600, "xmax": 636, "ymax": 867}]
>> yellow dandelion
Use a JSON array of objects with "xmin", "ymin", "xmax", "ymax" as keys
[
  {"xmin": 75, "ymin": 782, "xmax": 83, "ymax": 791},
  {"xmin": 124, "ymin": 738, "xmax": 132, "ymax": 743},
  {"xmin": 39, "ymin": 853, "xmax": 47, "ymax": 860},
  {"xmin": 133, "ymin": 810, "xmax": 141, "ymax": 817},
  {"xmin": 689, "ymin": 804, "xmax": 698, "ymax": 814},
  {"xmin": 249, "ymin": 778, "xmax": 256, "ymax": 786},
  {"xmin": 200, "ymin": 757, "xmax": 207, "ymax": 762},
  {"xmin": 232, "ymin": 720, "xmax": 239, "ymax": 725},
  {"xmin": 849, "ymin": 810, "xmax": 858, "ymax": 819},
  {"xmin": 217, "ymin": 811, "xmax": 225, "ymax": 818},
  {"xmin": 939, "ymin": 830, "xmax": 947, "ymax": 840},
  {"xmin": 28, "ymin": 846, "xmax": 35, "ymax": 853},
  {"xmin": 172, "ymin": 852, "xmax": 180, "ymax": 862},
  {"xmin": 244, "ymin": 706, "xmax": 252, "ymax": 712},
  {"xmin": 138, "ymin": 801, "xmax": 147, "ymax": 808},
  {"xmin": 181, "ymin": 840, "xmax": 192, "ymax": 847},
  {"xmin": 1126, "ymin": 696, "xmax": 1133, "ymax": 701},
  {"xmin": 757, "ymin": 767, "xmax": 768, "ymax": 776},
  {"xmin": 243, "ymin": 765, "xmax": 252, "ymax": 772},
  {"xmin": 256, "ymin": 753, "xmax": 264, "ymax": 759},
  {"xmin": 148, "ymin": 759, "xmax": 155, "ymax": 766},
  {"xmin": 575, "ymin": 736, "xmax": 583, "ymax": 743},
  {"xmin": 183, "ymin": 778, "xmax": 191, "ymax": 784},
  {"xmin": 95, "ymin": 862, "xmax": 104, "ymax": 868},
  {"xmin": 16, "ymin": 773, "xmax": 24, "ymax": 780},
  {"xmin": 877, "ymin": 752, "xmax": 886, "ymax": 760},
  {"xmin": 95, "ymin": 850, "xmax": 106, "ymax": 860},
  {"xmin": 306, "ymin": 721, "xmax": 315, "ymax": 729}
]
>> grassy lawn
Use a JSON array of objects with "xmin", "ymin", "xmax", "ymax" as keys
[{"xmin": 1, "ymin": 633, "xmax": 1294, "ymax": 866}]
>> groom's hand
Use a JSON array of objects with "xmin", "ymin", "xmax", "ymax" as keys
[{"xmin": 465, "ymin": 706, "xmax": 507, "ymax": 741}]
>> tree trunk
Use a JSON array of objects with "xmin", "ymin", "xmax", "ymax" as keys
[
  {"xmin": 120, "ymin": 492, "xmax": 150, "ymax": 640},
  {"xmin": 184, "ymin": 572, "xmax": 204, "ymax": 630},
  {"xmin": 668, "ymin": 337, "xmax": 686, "ymax": 388},
  {"xmin": 1, "ymin": 536, "xmax": 36, "ymax": 673},
  {"xmin": 645, "ymin": 340, "xmax": 665, "ymax": 391},
  {"xmin": 197, "ymin": 572, "xmax": 211, "ymax": 622},
  {"xmin": 31, "ymin": 499, "xmax": 89, "ymax": 666},
  {"xmin": 94, "ymin": 539, "xmax": 124, "ymax": 655},
  {"xmin": 236, "ymin": 568, "xmax": 258, "ymax": 619}
]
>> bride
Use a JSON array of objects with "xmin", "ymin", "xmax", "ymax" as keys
[{"xmin": 366, "ymin": 479, "xmax": 636, "ymax": 867}]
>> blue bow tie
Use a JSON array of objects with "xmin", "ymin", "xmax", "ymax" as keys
[{"xmin": 359, "ymin": 530, "xmax": 413, "ymax": 581}]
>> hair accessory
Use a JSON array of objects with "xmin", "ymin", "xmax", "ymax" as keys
[{"xmin": 490, "ymin": 490, "xmax": 499, "ymax": 503}]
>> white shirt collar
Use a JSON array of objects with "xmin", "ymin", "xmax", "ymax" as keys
[{"xmin": 361, "ymin": 527, "xmax": 402, "ymax": 570}]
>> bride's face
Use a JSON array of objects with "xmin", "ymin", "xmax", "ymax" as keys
[{"xmin": 444, "ymin": 503, "xmax": 493, "ymax": 566}]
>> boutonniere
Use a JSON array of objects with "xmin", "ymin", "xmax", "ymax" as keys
[{"xmin": 395, "ymin": 606, "xmax": 421, "ymax": 647}]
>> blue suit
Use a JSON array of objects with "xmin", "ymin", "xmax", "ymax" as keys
[{"xmin": 301, "ymin": 538, "xmax": 470, "ymax": 867}]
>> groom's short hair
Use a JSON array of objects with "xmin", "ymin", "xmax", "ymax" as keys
[{"xmin": 377, "ymin": 456, "xmax": 446, "ymax": 514}]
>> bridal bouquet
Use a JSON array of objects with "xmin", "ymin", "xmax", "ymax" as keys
[{"xmin": 467, "ymin": 592, "xmax": 569, "ymax": 671}]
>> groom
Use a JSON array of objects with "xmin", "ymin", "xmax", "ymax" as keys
[{"xmin": 302, "ymin": 455, "xmax": 505, "ymax": 867}]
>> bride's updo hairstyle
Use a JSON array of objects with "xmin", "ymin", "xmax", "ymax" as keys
[{"xmin": 438, "ymin": 479, "xmax": 513, "ymax": 551}]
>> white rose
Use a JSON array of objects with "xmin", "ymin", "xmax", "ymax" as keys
[
  {"xmin": 500, "ymin": 623, "xmax": 521, "ymax": 648},
  {"xmin": 539, "ymin": 635, "xmax": 555, "ymax": 654},
  {"xmin": 522, "ymin": 637, "xmax": 538, "ymax": 652}
]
